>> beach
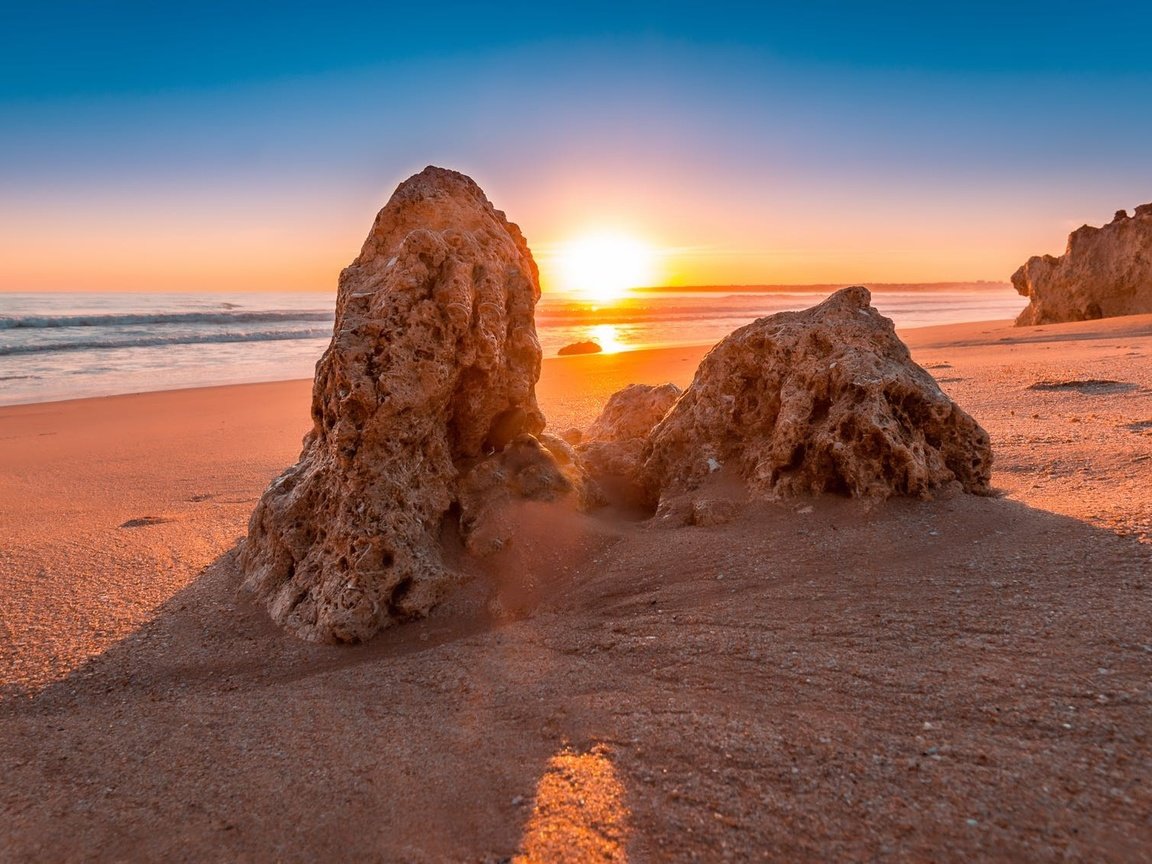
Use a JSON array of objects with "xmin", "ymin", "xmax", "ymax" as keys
[
  {"xmin": 0, "ymin": 285, "xmax": 1024, "ymax": 406},
  {"xmin": 1, "ymin": 315, "xmax": 1151, "ymax": 861}
]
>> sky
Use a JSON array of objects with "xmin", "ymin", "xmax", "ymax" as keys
[{"xmin": 2, "ymin": 1, "xmax": 1151, "ymax": 293}]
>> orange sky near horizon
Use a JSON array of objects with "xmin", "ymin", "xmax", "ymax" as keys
[
  {"xmin": 4, "ymin": 15, "xmax": 1151, "ymax": 298},
  {"xmin": 0, "ymin": 170, "xmax": 1085, "ymax": 295}
]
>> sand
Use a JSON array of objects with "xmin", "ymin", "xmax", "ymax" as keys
[{"xmin": 1, "ymin": 316, "xmax": 1150, "ymax": 862}]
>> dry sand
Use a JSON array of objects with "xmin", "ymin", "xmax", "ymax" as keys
[{"xmin": 1, "ymin": 316, "xmax": 1150, "ymax": 862}]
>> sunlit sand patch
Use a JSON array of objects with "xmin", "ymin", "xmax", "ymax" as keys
[{"xmin": 514, "ymin": 745, "xmax": 629, "ymax": 864}]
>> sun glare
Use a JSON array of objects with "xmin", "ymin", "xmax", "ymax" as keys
[
  {"xmin": 590, "ymin": 324, "xmax": 625, "ymax": 354},
  {"xmin": 554, "ymin": 231, "xmax": 658, "ymax": 303}
]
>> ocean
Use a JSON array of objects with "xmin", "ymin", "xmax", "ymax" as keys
[{"xmin": 0, "ymin": 285, "xmax": 1026, "ymax": 406}]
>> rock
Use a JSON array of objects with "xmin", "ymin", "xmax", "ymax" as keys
[
  {"xmin": 640, "ymin": 287, "xmax": 992, "ymax": 504},
  {"xmin": 558, "ymin": 340, "xmax": 603, "ymax": 356},
  {"xmin": 538, "ymin": 431, "xmax": 603, "ymax": 509},
  {"xmin": 537, "ymin": 431, "xmax": 579, "ymax": 466},
  {"xmin": 576, "ymin": 439, "xmax": 646, "ymax": 499},
  {"xmin": 577, "ymin": 383, "xmax": 681, "ymax": 505},
  {"xmin": 239, "ymin": 166, "xmax": 548, "ymax": 643},
  {"xmin": 585, "ymin": 383, "xmax": 681, "ymax": 443},
  {"xmin": 688, "ymin": 497, "xmax": 743, "ymax": 527},
  {"xmin": 457, "ymin": 433, "xmax": 576, "ymax": 556},
  {"xmin": 1013, "ymin": 203, "xmax": 1152, "ymax": 325}
]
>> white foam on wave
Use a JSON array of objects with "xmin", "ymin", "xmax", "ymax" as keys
[
  {"xmin": 0, "ymin": 310, "xmax": 333, "ymax": 329},
  {"xmin": 0, "ymin": 327, "xmax": 333, "ymax": 356},
  {"xmin": 0, "ymin": 288, "xmax": 1027, "ymax": 406}
]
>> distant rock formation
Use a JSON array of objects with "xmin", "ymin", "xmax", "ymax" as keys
[
  {"xmin": 239, "ymin": 166, "xmax": 563, "ymax": 643},
  {"xmin": 577, "ymin": 383, "xmax": 681, "ymax": 503},
  {"xmin": 558, "ymin": 340, "xmax": 602, "ymax": 356},
  {"xmin": 1013, "ymin": 203, "xmax": 1152, "ymax": 325},
  {"xmin": 639, "ymin": 287, "xmax": 992, "ymax": 504}
]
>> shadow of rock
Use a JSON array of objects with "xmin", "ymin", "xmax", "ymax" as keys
[
  {"xmin": 1027, "ymin": 379, "xmax": 1142, "ymax": 395},
  {"xmin": 2, "ymin": 494, "xmax": 1150, "ymax": 862}
]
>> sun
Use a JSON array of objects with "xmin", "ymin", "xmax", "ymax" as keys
[{"xmin": 553, "ymin": 231, "xmax": 659, "ymax": 303}]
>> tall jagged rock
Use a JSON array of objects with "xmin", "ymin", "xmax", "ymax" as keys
[
  {"xmin": 1013, "ymin": 203, "xmax": 1152, "ymax": 325},
  {"xmin": 640, "ymin": 287, "xmax": 992, "ymax": 505},
  {"xmin": 239, "ymin": 166, "xmax": 560, "ymax": 643}
]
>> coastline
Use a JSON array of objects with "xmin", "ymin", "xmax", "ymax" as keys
[
  {"xmin": 0, "ymin": 316, "xmax": 1019, "ymax": 412},
  {"xmin": 5, "ymin": 312, "xmax": 1151, "ymax": 691},
  {"xmin": 6, "ymin": 311, "xmax": 1149, "ymax": 415},
  {"xmin": 2, "ymin": 314, "xmax": 1151, "ymax": 859},
  {"xmin": 0, "ymin": 286, "xmax": 1029, "ymax": 408}
]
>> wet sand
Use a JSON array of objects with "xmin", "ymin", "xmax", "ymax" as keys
[{"xmin": 1, "ymin": 316, "xmax": 1151, "ymax": 861}]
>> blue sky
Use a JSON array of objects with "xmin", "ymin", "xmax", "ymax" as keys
[
  {"xmin": 6, "ymin": 1, "xmax": 1152, "ymax": 98},
  {"xmin": 3, "ymin": 2, "xmax": 1151, "ymax": 290}
]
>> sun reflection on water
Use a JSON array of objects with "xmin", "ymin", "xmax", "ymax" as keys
[{"xmin": 590, "ymin": 324, "xmax": 625, "ymax": 354}]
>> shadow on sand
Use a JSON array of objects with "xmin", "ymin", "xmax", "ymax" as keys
[{"xmin": 2, "ymin": 493, "xmax": 1150, "ymax": 862}]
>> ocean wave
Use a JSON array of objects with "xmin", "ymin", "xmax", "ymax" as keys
[
  {"xmin": 535, "ymin": 306, "xmax": 794, "ymax": 325},
  {"xmin": 535, "ymin": 295, "xmax": 1021, "ymax": 325},
  {"xmin": 0, "ymin": 310, "xmax": 333, "ymax": 330},
  {"xmin": 0, "ymin": 328, "xmax": 332, "ymax": 356}
]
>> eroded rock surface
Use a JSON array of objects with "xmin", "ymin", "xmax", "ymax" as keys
[
  {"xmin": 1013, "ymin": 203, "xmax": 1152, "ymax": 325},
  {"xmin": 457, "ymin": 434, "xmax": 577, "ymax": 556},
  {"xmin": 641, "ymin": 287, "xmax": 992, "ymax": 504},
  {"xmin": 586, "ymin": 383, "xmax": 682, "ymax": 443},
  {"xmin": 558, "ymin": 340, "xmax": 602, "ymax": 356},
  {"xmin": 577, "ymin": 383, "xmax": 681, "ymax": 504},
  {"xmin": 240, "ymin": 166, "xmax": 550, "ymax": 643}
]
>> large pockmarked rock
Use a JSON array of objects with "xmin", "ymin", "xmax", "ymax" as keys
[
  {"xmin": 1013, "ymin": 203, "xmax": 1152, "ymax": 326},
  {"xmin": 640, "ymin": 287, "xmax": 992, "ymax": 504},
  {"xmin": 239, "ymin": 166, "xmax": 559, "ymax": 643}
]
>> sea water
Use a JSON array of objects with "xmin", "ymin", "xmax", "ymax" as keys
[{"xmin": 0, "ymin": 286, "xmax": 1027, "ymax": 406}]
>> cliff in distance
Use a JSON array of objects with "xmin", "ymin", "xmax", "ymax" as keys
[{"xmin": 1013, "ymin": 203, "xmax": 1152, "ymax": 325}]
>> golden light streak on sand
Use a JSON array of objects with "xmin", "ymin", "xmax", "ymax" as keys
[{"xmin": 513, "ymin": 745, "xmax": 629, "ymax": 864}]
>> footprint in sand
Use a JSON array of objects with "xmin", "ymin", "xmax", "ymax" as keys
[{"xmin": 119, "ymin": 516, "xmax": 176, "ymax": 528}]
